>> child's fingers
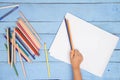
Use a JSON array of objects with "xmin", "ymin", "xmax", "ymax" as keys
[
  {"xmin": 74, "ymin": 49, "xmax": 79, "ymax": 56},
  {"xmin": 75, "ymin": 50, "xmax": 83, "ymax": 59},
  {"xmin": 75, "ymin": 49, "xmax": 81, "ymax": 56},
  {"xmin": 70, "ymin": 50, "xmax": 74, "ymax": 59},
  {"xmin": 75, "ymin": 49, "xmax": 83, "ymax": 61}
]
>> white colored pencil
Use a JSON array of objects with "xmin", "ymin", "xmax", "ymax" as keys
[
  {"xmin": 0, "ymin": 4, "xmax": 19, "ymax": 10},
  {"xmin": 11, "ymin": 33, "xmax": 14, "ymax": 67},
  {"xmin": 17, "ymin": 44, "xmax": 27, "ymax": 78},
  {"xmin": 19, "ymin": 11, "xmax": 41, "ymax": 43}
]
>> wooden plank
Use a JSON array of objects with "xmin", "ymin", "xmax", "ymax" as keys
[
  {"xmin": 0, "ymin": 50, "xmax": 120, "ymax": 62},
  {"xmin": 0, "ymin": 0, "xmax": 120, "ymax": 3},
  {"xmin": 0, "ymin": 4, "xmax": 120, "ymax": 21},
  {"xmin": 0, "ymin": 34, "xmax": 55, "ymax": 50},
  {"xmin": 0, "ymin": 22, "xmax": 120, "ymax": 34},
  {"xmin": 0, "ymin": 62, "xmax": 120, "ymax": 80},
  {"xmin": 0, "ymin": 34, "xmax": 120, "ymax": 51},
  {"xmin": 81, "ymin": 62, "xmax": 120, "ymax": 80},
  {"xmin": 0, "ymin": 1, "xmax": 120, "ymax": 80}
]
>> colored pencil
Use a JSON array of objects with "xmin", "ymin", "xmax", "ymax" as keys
[
  {"xmin": 19, "ymin": 10, "xmax": 41, "ymax": 43},
  {"xmin": 16, "ymin": 34, "xmax": 35, "ymax": 59},
  {"xmin": 65, "ymin": 18, "xmax": 74, "ymax": 51},
  {"xmin": 17, "ymin": 18, "xmax": 41, "ymax": 49},
  {"xmin": 17, "ymin": 41, "xmax": 29, "ymax": 57},
  {"xmin": 0, "ymin": 4, "xmax": 19, "ymax": 10},
  {"xmin": 11, "ymin": 38, "xmax": 32, "ymax": 63},
  {"xmin": 4, "ymin": 43, "xmax": 8, "ymax": 50},
  {"xmin": 17, "ymin": 44, "xmax": 27, "ymax": 78},
  {"xmin": 16, "ymin": 22, "xmax": 39, "ymax": 52},
  {"xmin": 0, "ymin": 6, "xmax": 18, "ymax": 20},
  {"xmin": 13, "ymin": 29, "xmax": 16, "ymax": 63},
  {"xmin": 44, "ymin": 43, "xmax": 51, "ymax": 77},
  {"xmin": 17, "ymin": 43, "xmax": 32, "ymax": 63},
  {"xmin": 13, "ymin": 63, "xmax": 19, "ymax": 76},
  {"xmin": 4, "ymin": 40, "xmax": 19, "ymax": 76},
  {"xmin": 7, "ymin": 28, "xmax": 11, "ymax": 64},
  {"xmin": 4, "ymin": 34, "xmax": 31, "ymax": 62},
  {"xmin": 11, "ymin": 32, "xmax": 14, "ymax": 67},
  {"xmin": 15, "ymin": 28, "xmax": 39, "ymax": 56}
]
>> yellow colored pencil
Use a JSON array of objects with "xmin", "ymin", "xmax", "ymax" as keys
[{"xmin": 44, "ymin": 43, "xmax": 50, "ymax": 77}]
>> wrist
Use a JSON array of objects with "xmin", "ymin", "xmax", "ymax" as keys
[{"xmin": 72, "ymin": 66, "xmax": 80, "ymax": 71}]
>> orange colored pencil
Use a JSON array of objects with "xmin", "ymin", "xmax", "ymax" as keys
[{"xmin": 15, "ymin": 28, "xmax": 39, "ymax": 56}]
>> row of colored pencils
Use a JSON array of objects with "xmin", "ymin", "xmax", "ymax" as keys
[{"xmin": 5, "ymin": 11, "xmax": 41, "ymax": 78}]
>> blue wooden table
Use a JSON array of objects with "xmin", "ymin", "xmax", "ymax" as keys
[{"xmin": 0, "ymin": 0, "xmax": 120, "ymax": 80}]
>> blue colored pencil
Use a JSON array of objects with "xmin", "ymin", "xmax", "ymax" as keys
[
  {"xmin": 0, "ymin": 6, "xmax": 18, "ymax": 21},
  {"xmin": 16, "ymin": 34, "xmax": 35, "ymax": 59}
]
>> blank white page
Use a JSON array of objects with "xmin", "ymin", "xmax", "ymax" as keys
[{"xmin": 49, "ymin": 13, "xmax": 119, "ymax": 77}]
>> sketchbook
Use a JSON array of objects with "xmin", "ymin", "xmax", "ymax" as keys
[{"xmin": 49, "ymin": 13, "xmax": 119, "ymax": 77}]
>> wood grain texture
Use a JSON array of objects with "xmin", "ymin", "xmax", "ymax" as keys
[
  {"xmin": 0, "ymin": 0, "xmax": 120, "ymax": 3},
  {"xmin": 0, "ymin": 62, "xmax": 120, "ymax": 80},
  {"xmin": 0, "ymin": 4, "xmax": 120, "ymax": 21},
  {"xmin": 0, "ymin": 0, "xmax": 120, "ymax": 80},
  {"xmin": 0, "ymin": 50, "xmax": 120, "ymax": 62}
]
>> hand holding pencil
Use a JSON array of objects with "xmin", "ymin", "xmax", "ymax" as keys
[
  {"xmin": 65, "ymin": 17, "xmax": 83, "ymax": 80},
  {"xmin": 70, "ymin": 49, "xmax": 83, "ymax": 69},
  {"xmin": 70, "ymin": 49, "xmax": 83, "ymax": 80}
]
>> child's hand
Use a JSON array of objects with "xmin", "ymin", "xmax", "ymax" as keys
[{"xmin": 70, "ymin": 49, "xmax": 83, "ymax": 70}]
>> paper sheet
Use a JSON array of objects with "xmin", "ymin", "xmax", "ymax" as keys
[{"xmin": 49, "ymin": 13, "xmax": 119, "ymax": 77}]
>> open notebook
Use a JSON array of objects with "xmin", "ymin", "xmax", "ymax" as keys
[{"xmin": 49, "ymin": 13, "xmax": 119, "ymax": 77}]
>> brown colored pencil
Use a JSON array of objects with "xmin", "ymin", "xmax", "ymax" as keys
[
  {"xmin": 15, "ymin": 28, "xmax": 39, "ymax": 56},
  {"xmin": 18, "ymin": 18, "xmax": 41, "ymax": 49}
]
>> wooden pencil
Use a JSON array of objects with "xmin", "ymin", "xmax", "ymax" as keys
[
  {"xmin": 17, "ymin": 41, "xmax": 29, "ymax": 57},
  {"xmin": 13, "ymin": 63, "xmax": 19, "ymax": 76},
  {"xmin": 17, "ymin": 44, "xmax": 27, "ymax": 78},
  {"xmin": 19, "ymin": 11, "xmax": 41, "ymax": 43},
  {"xmin": 0, "ymin": 4, "xmax": 19, "ymax": 10},
  {"xmin": 0, "ymin": 6, "xmax": 18, "ymax": 20},
  {"xmin": 16, "ymin": 34, "xmax": 35, "ymax": 59},
  {"xmin": 4, "ymin": 36, "xmax": 18, "ymax": 76},
  {"xmin": 17, "ymin": 18, "xmax": 41, "ymax": 49},
  {"xmin": 7, "ymin": 28, "xmax": 11, "ymax": 64},
  {"xmin": 44, "ymin": 43, "xmax": 51, "ymax": 77},
  {"xmin": 65, "ymin": 18, "xmax": 74, "ymax": 51},
  {"xmin": 10, "ymin": 38, "xmax": 32, "ymax": 63},
  {"xmin": 15, "ymin": 27, "xmax": 39, "ymax": 56},
  {"xmin": 13, "ymin": 29, "xmax": 16, "ymax": 63},
  {"xmin": 16, "ymin": 43, "xmax": 32, "ymax": 63},
  {"xmin": 16, "ymin": 22, "xmax": 39, "ymax": 52},
  {"xmin": 4, "ymin": 34, "xmax": 31, "ymax": 62},
  {"xmin": 11, "ymin": 32, "xmax": 14, "ymax": 67}
]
